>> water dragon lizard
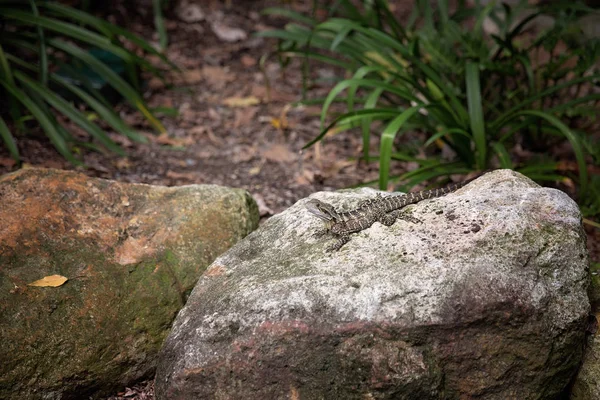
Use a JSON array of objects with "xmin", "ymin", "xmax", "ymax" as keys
[{"xmin": 306, "ymin": 176, "xmax": 480, "ymax": 252}]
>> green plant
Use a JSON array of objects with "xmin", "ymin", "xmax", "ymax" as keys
[
  {"xmin": 260, "ymin": 0, "xmax": 599, "ymax": 199},
  {"xmin": 0, "ymin": 0, "xmax": 173, "ymax": 164}
]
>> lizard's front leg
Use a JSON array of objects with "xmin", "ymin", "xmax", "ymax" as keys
[
  {"xmin": 313, "ymin": 228, "xmax": 330, "ymax": 239},
  {"xmin": 380, "ymin": 210, "xmax": 422, "ymax": 226},
  {"xmin": 326, "ymin": 235, "xmax": 350, "ymax": 252}
]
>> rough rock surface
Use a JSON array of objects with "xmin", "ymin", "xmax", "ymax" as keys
[
  {"xmin": 0, "ymin": 168, "xmax": 258, "ymax": 400},
  {"xmin": 571, "ymin": 333, "xmax": 600, "ymax": 400},
  {"xmin": 570, "ymin": 272, "xmax": 600, "ymax": 400},
  {"xmin": 155, "ymin": 170, "xmax": 589, "ymax": 400}
]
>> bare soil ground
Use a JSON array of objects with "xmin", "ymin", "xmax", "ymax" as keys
[{"xmin": 0, "ymin": 1, "xmax": 597, "ymax": 398}]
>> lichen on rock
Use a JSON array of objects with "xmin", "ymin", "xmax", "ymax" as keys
[{"xmin": 0, "ymin": 168, "xmax": 258, "ymax": 400}]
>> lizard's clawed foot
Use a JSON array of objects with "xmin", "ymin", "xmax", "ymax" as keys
[
  {"xmin": 381, "ymin": 210, "xmax": 422, "ymax": 226},
  {"xmin": 398, "ymin": 214, "xmax": 422, "ymax": 224}
]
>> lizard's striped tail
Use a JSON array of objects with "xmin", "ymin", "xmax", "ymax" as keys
[{"xmin": 387, "ymin": 172, "xmax": 486, "ymax": 210}]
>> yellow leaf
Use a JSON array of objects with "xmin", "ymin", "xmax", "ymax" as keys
[
  {"xmin": 27, "ymin": 275, "xmax": 68, "ymax": 287},
  {"xmin": 271, "ymin": 104, "xmax": 290, "ymax": 131},
  {"xmin": 270, "ymin": 118, "xmax": 283, "ymax": 130},
  {"xmin": 223, "ymin": 96, "xmax": 260, "ymax": 108}
]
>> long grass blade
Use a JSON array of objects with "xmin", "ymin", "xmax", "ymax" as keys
[
  {"xmin": 0, "ymin": 80, "xmax": 78, "ymax": 164},
  {"xmin": 152, "ymin": 0, "xmax": 167, "ymax": 50},
  {"xmin": 491, "ymin": 142, "xmax": 513, "ymax": 168},
  {"xmin": 304, "ymin": 108, "xmax": 402, "ymax": 149},
  {"xmin": 511, "ymin": 110, "xmax": 588, "ymax": 194},
  {"xmin": 28, "ymin": 0, "xmax": 48, "ymax": 86},
  {"xmin": 320, "ymin": 77, "xmax": 418, "ymax": 130},
  {"xmin": 0, "ymin": 44, "xmax": 25, "ymax": 132},
  {"xmin": 50, "ymin": 38, "xmax": 166, "ymax": 134},
  {"xmin": 424, "ymin": 127, "xmax": 471, "ymax": 147},
  {"xmin": 361, "ymin": 86, "xmax": 385, "ymax": 160},
  {"xmin": 8, "ymin": 51, "xmax": 147, "ymax": 143},
  {"xmin": 261, "ymin": 7, "xmax": 317, "ymax": 26},
  {"xmin": 379, "ymin": 106, "xmax": 423, "ymax": 190},
  {"xmin": 0, "ymin": 116, "xmax": 19, "ymax": 161},
  {"xmin": 41, "ymin": 2, "xmax": 176, "ymax": 69},
  {"xmin": 491, "ymin": 74, "xmax": 600, "ymax": 131},
  {"xmin": 0, "ymin": 9, "xmax": 131, "ymax": 61},
  {"xmin": 14, "ymin": 71, "xmax": 125, "ymax": 155},
  {"xmin": 465, "ymin": 61, "xmax": 486, "ymax": 169}
]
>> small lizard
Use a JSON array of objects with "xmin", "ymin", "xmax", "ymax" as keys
[{"xmin": 306, "ymin": 177, "xmax": 477, "ymax": 252}]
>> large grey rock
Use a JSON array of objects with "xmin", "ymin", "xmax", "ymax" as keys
[
  {"xmin": 0, "ymin": 168, "xmax": 258, "ymax": 400},
  {"xmin": 155, "ymin": 170, "xmax": 589, "ymax": 399}
]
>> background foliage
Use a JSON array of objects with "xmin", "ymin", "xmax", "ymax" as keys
[
  {"xmin": 261, "ymin": 0, "xmax": 599, "ymax": 218},
  {"xmin": 0, "ymin": 0, "xmax": 172, "ymax": 164}
]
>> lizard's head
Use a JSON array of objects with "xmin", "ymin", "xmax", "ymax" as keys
[{"xmin": 305, "ymin": 199, "xmax": 339, "ymax": 222}]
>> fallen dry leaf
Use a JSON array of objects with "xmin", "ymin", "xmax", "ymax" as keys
[
  {"xmin": 166, "ymin": 170, "xmax": 199, "ymax": 181},
  {"xmin": 188, "ymin": 126, "xmax": 221, "ymax": 144},
  {"xmin": 0, "ymin": 157, "xmax": 17, "ymax": 168},
  {"xmin": 114, "ymin": 158, "xmax": 132, "ymax": 170},
  {"xmin": 182, "ymin": 69, "xmax": 204, "ymax": 84},
  {"xmin": 248, "ymin": 163, "xmax": 262, "ymax": 176},
  {"xmin": 223, "ymin": 96, "xmax": 260, "ymax": 108},
  {"xmin": 270, "ymin": 104, "xmax": 291, "ymax": 131},
  {"xmin": 28, "ymin": 275, "xmax": 68, "ymax": 287},
  {"xmin": 241, "ymin": 54, "xmax": 257, "ymax": 67},
  {"xmin": 320, "ymin": 159, "xmax": 355, "ymax": 178},
  {"xmin": 202, "ymin": 66, "xmax": 234, "ymax": 89},
  {"xmin": 295, "ymin": 169, "xmax": 314, "ymax": 186},
  {"xmin": 147, "ymin": 76, "xmax": 165, "ymax": 90},
  {"xmin": 155, "ymin": 134, "xmax": 194, "ymax": 147},
  {"xmin": 233, "ymin": 107, "xmax": 258, "ymax": 128},
  {"xmin": 211, "ymin": 21, "xmax": 247, "ymax": 42},
  {"xmin": 176, "ymin": 1, "xmax": 205, "ymax": 23},
  {"xmin": 263, "ymin": 144, "xmax": 296, "ymax": 163},
  {"xmin": 252, "ymin": 193, "xmax": 273, "ymax": 217},
  {"xmin": 232, "ymin": 145, "xmax": 258, "ymax": 163}
]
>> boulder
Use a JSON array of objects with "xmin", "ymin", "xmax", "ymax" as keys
[
  {"xmin": 570, "ymin": 265, "xmax": 600, "ymax": 400},
  {"xmin": 0, "ymin": 168, "xmax": 258, "ymax": 400},
  {"xmin": 570, "ymin": 331, "xmax": 600, "ymax": 400},
  {"xmin": 155, "ymin": 170, "xmax": 589, "ymax": 400}
]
